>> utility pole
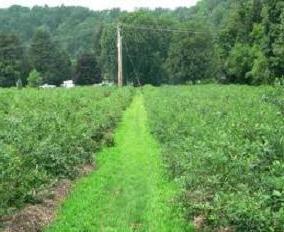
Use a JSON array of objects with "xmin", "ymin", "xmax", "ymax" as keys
[{"xmin": 117, "ymin": 24, "xmax": 123, "ymax": 87}]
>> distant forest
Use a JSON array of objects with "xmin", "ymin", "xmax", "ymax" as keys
[{"xmin": 0, "ymin": 0, "xmax": 283, "ymax": 87}]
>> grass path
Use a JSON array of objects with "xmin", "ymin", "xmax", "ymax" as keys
[{"xmin": 46, "ymin": 94, "xmax": 193, "ymax": 232}]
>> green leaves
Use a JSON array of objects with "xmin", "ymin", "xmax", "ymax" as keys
[
  {"xmin": 144, "ymin": 85, "xmax": 284, "ymax": 231},
  {"xmin": 0, "ymin": 86, "xmax": 134, "ymax": 217},
  {"xmin": 29, "ymin": 29, "xmax": 71, "ymax": 86},
  {"xmin": 166, "ymin": 22, "xmax": 217, "ymax": 84},
  {"xmin": 27, "ymin": 69, "xmax": 42, "ymax": 87},
  {"xmin": 0, "ymin": 33, "xmax": 23, "ymax": 87},
  {"xmin": 74, "ymin": 53, "xmax": 101, "ymax": 85},
  {"xmin": 272, "ymin": 190, "xmax": 282, "ymax": 198}
]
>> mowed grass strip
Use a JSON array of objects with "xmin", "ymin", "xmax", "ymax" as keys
[{"xmin": 45, "ymin": 94, "xmax": 193, "ymax": 232}]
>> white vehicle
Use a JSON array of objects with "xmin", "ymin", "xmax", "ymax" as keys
[{"xmin": 61, "ymin": 80, "xmax": 75, "ymax": 88}]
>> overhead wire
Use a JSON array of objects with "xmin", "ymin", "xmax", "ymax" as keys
[
  {"xmin": 120, "ymin": 23, "xmax": 227, "ymax": 34},
  {"xmin": 0, "ymin": 21, "xmax": 219, "ymax": 85},
  {"xmin": 0, "ymin": 21, "xmax": 225, "ymax": 53}
]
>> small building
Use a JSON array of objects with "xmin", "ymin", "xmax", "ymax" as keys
[
  {"xmin": 61, "ymin": 80, "xmax": 75, "ymax": 88},
  {"xmin": 40, "ymin": 84, "xmax": 56, "ymax": 89},
  {"xmin": 94, "ymin": 81, "xmax": 114, "ymax": 87}
]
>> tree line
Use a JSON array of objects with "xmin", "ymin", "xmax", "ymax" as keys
[
  {"xmin": 0, "ymin": 0, "xmax": 283, "ymax": 87},
  {"xmin": 0, "ymin": 30, "xmax": 102, "ymax": 87}
]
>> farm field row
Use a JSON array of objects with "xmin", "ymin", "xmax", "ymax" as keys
[
  {"xmin": 143, "ymin": 85, "xmax": 284, "ymax": 231},
  {"xmin": 0, "ymin": 87, "xmax": 134, "ymax": 219},
  {"xmin": 1, "ymin": 85, "xmax": 283, "ymax": 232},
  {"xmin": 45, "ymin": 94, "xmax": 191, "ymax": 232}
]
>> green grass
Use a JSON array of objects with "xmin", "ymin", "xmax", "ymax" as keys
[{"xmin": 46, "ymin": 93, "xmax": 193, "ymax": 232}]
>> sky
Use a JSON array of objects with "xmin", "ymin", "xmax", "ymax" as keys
[{"xmin": 0, "ymin": 0, "xmax": 199, "ymax": 11}]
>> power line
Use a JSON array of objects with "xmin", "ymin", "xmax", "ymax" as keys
[
  {"xmin": 122, "ymin": 24, "xmax": 204, "ymax": 34},
  {"xmin": 120, "ymin": 23, "xmax": 223, "ymax": 34},
  {"xmin": 0, "ymin": 21, "xmax": 224, "ymax": 53}
]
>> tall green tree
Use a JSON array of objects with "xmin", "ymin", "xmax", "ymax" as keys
[
  {"xmin": 29, "ymin": 29, "xmax": 71, "ymax": 85},
  {"xmin": 225, "ymin": 43, "xmax": 255, "ymax": 84},
  {"xmin": 99, "ymin": 12, "xmax": 172, "ymax": 86},
  {"xmin": 1, "ymin": 2, "xmax": 283, "ymax": 86},
  {"xmin": 0, "ymin": 34, "xmax": 23, "ymax": 87},
  {"xmin": 120, "ymin": 12, "xmax": 173, "ymax": 86},
  {"xmin": 166, "ymin": 22, "xmax": 217, "ymax": 84},
  {"xmin": 263, "ymin": 0, "xmax": 284, "ymax": 78},
  {"xmin": 74, "ymin": 53, "xmax": 101, "ymax": 85},
  {"xmin": 27, "ymin": 68, "xmax": 42, "ymax": 87}
]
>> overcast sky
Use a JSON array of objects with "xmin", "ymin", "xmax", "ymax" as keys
[{"xmin": 0, "ymin": 0, "xmax": 199, "ymax": 11}]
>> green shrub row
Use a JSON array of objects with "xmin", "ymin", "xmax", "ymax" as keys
[
  {"xmin": 143, "ymin": 85, "xmax": 284, "ymax": 231},
  {"xmin": 0, "ymin": 87, "xmax": 134, "ymax": 217}
]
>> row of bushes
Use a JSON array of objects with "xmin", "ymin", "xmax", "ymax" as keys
[
  {"xmin": 143, "ymin": 85, "xmax": 284, "ymax": 231},
  {"xmin": 0, "ymin": 87, "xmax": 134, "ymax": 217}
]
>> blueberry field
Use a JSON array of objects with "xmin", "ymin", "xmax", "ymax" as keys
[
  {"xmin": 144, "ymin": 85, "xmax": 284, "ymax": 231},
  {"xmin": 0, "ymin": 87, "xmax": 134, "ymax": 217},
  {"xmin": 0, "ymin": 85, "xmax": 284, "ymax": 232}
]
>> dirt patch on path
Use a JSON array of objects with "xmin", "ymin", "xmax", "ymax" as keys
[{"xmin": 1, "ymin": 164, "xmax": 94, "ymax": 232}]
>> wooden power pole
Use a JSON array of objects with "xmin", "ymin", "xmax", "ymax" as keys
[{"xmin": 117, "ymin": 24, "xmax": 123, "ymax": 87}]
